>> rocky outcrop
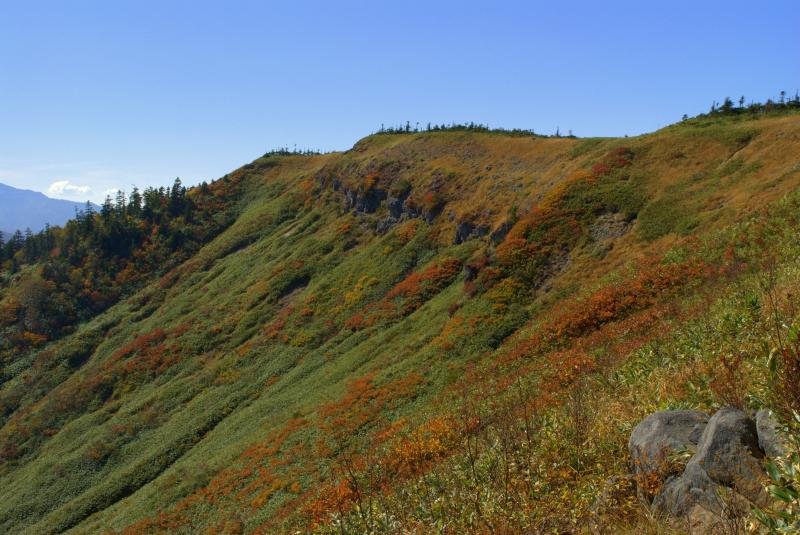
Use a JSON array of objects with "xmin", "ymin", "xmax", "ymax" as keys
[
  {"xmin": 376, "ymin": 190, "xmax": 419, "ymax": 233},
  {"xmin": 756, "ymin": 409, "xmax": 787, "ymax": 458},
  {"xmin": 654, "ymin": 462, "xmax": 719, "ymax": 517},
  {"xmin": 334, "ymin": 178, "xmax": 446, "ymax": 234},
  {"xmin": 692, "ymin": 408, "xmax": 765, "ymax": 492},
  {"xmin": 653, "ymin": 408, "xmax": 766, "ymax": 517},
  {"xmin": 589, "ymin": 212, "xmax": 632, "ymax": 242},
  {"xmin": 343, "ymin": 186, "xmax": 387, "ymax": 214},
  {"xmin": 629, "ymin": 410, "xmax": 708, "ymax": 476},
  {"xmin": 631, "ymin": 407, "xmax": 781, "ymax": 527},
  {"xmin": 490, "ymin": 221, "xmax": 513, "ymax": 244},
  {"xmin": 453, "ymin": 221, "xmax": 490, "ymax": 244}
]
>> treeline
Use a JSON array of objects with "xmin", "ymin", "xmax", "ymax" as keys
[
  {"xmin": 686, "ymin": 91, "xmax": 800, "ymax": 121},
  {"xmin": 375, "ymin": 121, "xmax": 553, "ymax": 138},
  {"xmin": 263, "ymin": 147, "xmax": 324, "ymax": 157},
  {"xmin": 1, "ymin": 179, "xmax": 194, "ymax": 267},
  {"xmin": 0, "ymin": 176, "xmax": 243, "ymax": 351}
]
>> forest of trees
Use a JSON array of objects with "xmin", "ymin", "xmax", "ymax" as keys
[
  {"xmin": 374, "ymin": 121, "xmax": 550, "ymax": 137},
  {"xmin": 685, "ymin": 91, "xmax": 800, "ymax": 121},
  {"xmin": 262, "ymin": 147, "xmax": 323, "ymax": 157},
  {"xmin": 0, "ymin": 176, "xmax": 243, "ymax": 353}
]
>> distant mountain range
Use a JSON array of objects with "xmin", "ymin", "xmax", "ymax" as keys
[{"xmin": 0, "ymin": 182, "xmax": 97, "ymax": 237}]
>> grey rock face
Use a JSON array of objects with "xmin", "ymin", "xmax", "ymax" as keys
[
  {"xmin": 422, "ymin": 203, "xmax": 443, "ymax": 224},
  {"xmin": 589, "ymin": 212, "xmax": 632, "ymax": 242},
  {"xmin": 691, "ymin": 408, "xmax": 764, "ymax": 491},
  {"xmin": 453, "ymin": 221, "xmax": 490, "ymax": 244},
  {"xmin": 756, "ymin": 409, "xmax": 787, "ymax": 458},
  {"xmin": 628, "ymin": 410, "xmax": 709, "ymax": 475},
  {"xmin": 490, "ymin": 221, "xmax": 513, "ymax": 243},
  {"xmin": 344, "ymin": 187, "xmax": 387, "ymax": 214},
  {"xmin": 652, "ymin": 407, "xmax": 768, "ymax": 518},
  {"xmin": 654, "ymin": 462, "xmax": 719, "ymax": 516},
  {"xmin": 387, "ymin": 195, "xmax": 405, "ymax": 219}
]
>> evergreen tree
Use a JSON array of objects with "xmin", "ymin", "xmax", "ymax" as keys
[
  {"xmin": 43, "ymin": 223, "xmax": 53, "ymax": 251},
  {"xmin": 129, "ymin": 187, "xmax": 142, "ymax": 217},
  {"xmin": 83, "ymin": 202, "xmax": 95, "ymax": 232},
  {"xmin": 115, "ymin": 190, "xmax": 127, "ymax": 216},
  {"xmin": 101, "ymin": 196, "xmax": 114, "ymax": 220},
  {"xmin": 23, "ymin": 228, "xmax": 36, "ymax": 262},
  {"xmin": 11, "ymin": 230, "xmax": 24, "ymax": 252},
  {"xmin": 721, "ymin": 97, "xmax": 734, "ymax": 113},
  {"xmin": 169, "ymin": 178, "xmax": 185, "ymax": 216}
]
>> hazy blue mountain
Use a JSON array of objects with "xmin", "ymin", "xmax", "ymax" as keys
[{"xmin": 0, "ymin": 182, "xmax": 96, "ymax": 237}]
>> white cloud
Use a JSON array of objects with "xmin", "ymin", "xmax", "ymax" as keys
[{"xmin": 48, "ymin": 180, "xmax": 93, "ymax": 197}]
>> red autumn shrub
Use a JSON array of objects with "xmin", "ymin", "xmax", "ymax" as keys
[
  {"xmin": 348, "ymin": 258, "xmax": 463, "ymax": 330},
  {"xmin": 495, "ymin": 207, "xmax": 581, "ymax": 284},
  {"xmin": 591, "ymin": 146, "xmax": 634, "ymax": 177}
]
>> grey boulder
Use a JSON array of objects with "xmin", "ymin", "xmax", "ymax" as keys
[
  {"xmin": 653, "ymin": 407, "xmax": 768, "ymax": 517},
  {"xmin": 756, "ymin": 409, "xmax": 787, "ymax": 458},
  {"xmin": 628, "ymin": 410, "xmax": 709, "ymax": 475},
  {"xmin": 654, "ymin": 462, "xmax": 719, "ymax": 517}
]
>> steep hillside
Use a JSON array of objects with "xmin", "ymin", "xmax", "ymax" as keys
[{"xmin": 1, "ymin": 111, "xmax": 800, "ymax": 534}]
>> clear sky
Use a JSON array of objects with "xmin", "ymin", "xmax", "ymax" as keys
[{"xmin": 0, "ymin": 0, "xmax": 797, "ymax": 203}]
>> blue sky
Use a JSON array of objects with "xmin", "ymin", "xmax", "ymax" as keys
[{"xmin": 0, "ymin": 1, "xmax": 797, "ymax": 203}]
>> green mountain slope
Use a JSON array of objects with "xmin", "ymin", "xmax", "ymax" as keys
[{"xmin": 2, "ymin": 111, "xmax": 800, "ymax": 534}]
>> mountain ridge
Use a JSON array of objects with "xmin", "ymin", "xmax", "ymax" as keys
[
  {"xmin": 0, "ymin": 182, "xmax": 97, "ymax": 237},
  {"xmin": 1, "ymin": 109, "xmax": 800, "ymax": 533}
]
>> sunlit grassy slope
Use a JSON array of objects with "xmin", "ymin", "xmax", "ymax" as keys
[{"xmin": 2, "ymin": 112, "xmax": 800, "ymax": 534}]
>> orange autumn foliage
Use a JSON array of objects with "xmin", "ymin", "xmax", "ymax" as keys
[
  {"xmin": 316, "ymin": 372, "xmax": 424, "ymax": 455},
  {"xmin": 345, "ymin": 258, "xmax": 462, "ymax": 330},
  {"xmin": 384, "ymin": 416, "xmax": 459, "ymax": 477},
  {"xmin": 495, "ymin": 206, "xmax": 581, "ymax": 284}
]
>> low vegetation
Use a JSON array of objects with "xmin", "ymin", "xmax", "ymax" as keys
[{"xmin": 0, "ymin": 104, "xmax": 799, "ymax": 534}]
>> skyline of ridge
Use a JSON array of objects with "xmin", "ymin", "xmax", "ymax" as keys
[{"xmin": 1, "ymin": 0, "xmax": 797, "ymax": 203}]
